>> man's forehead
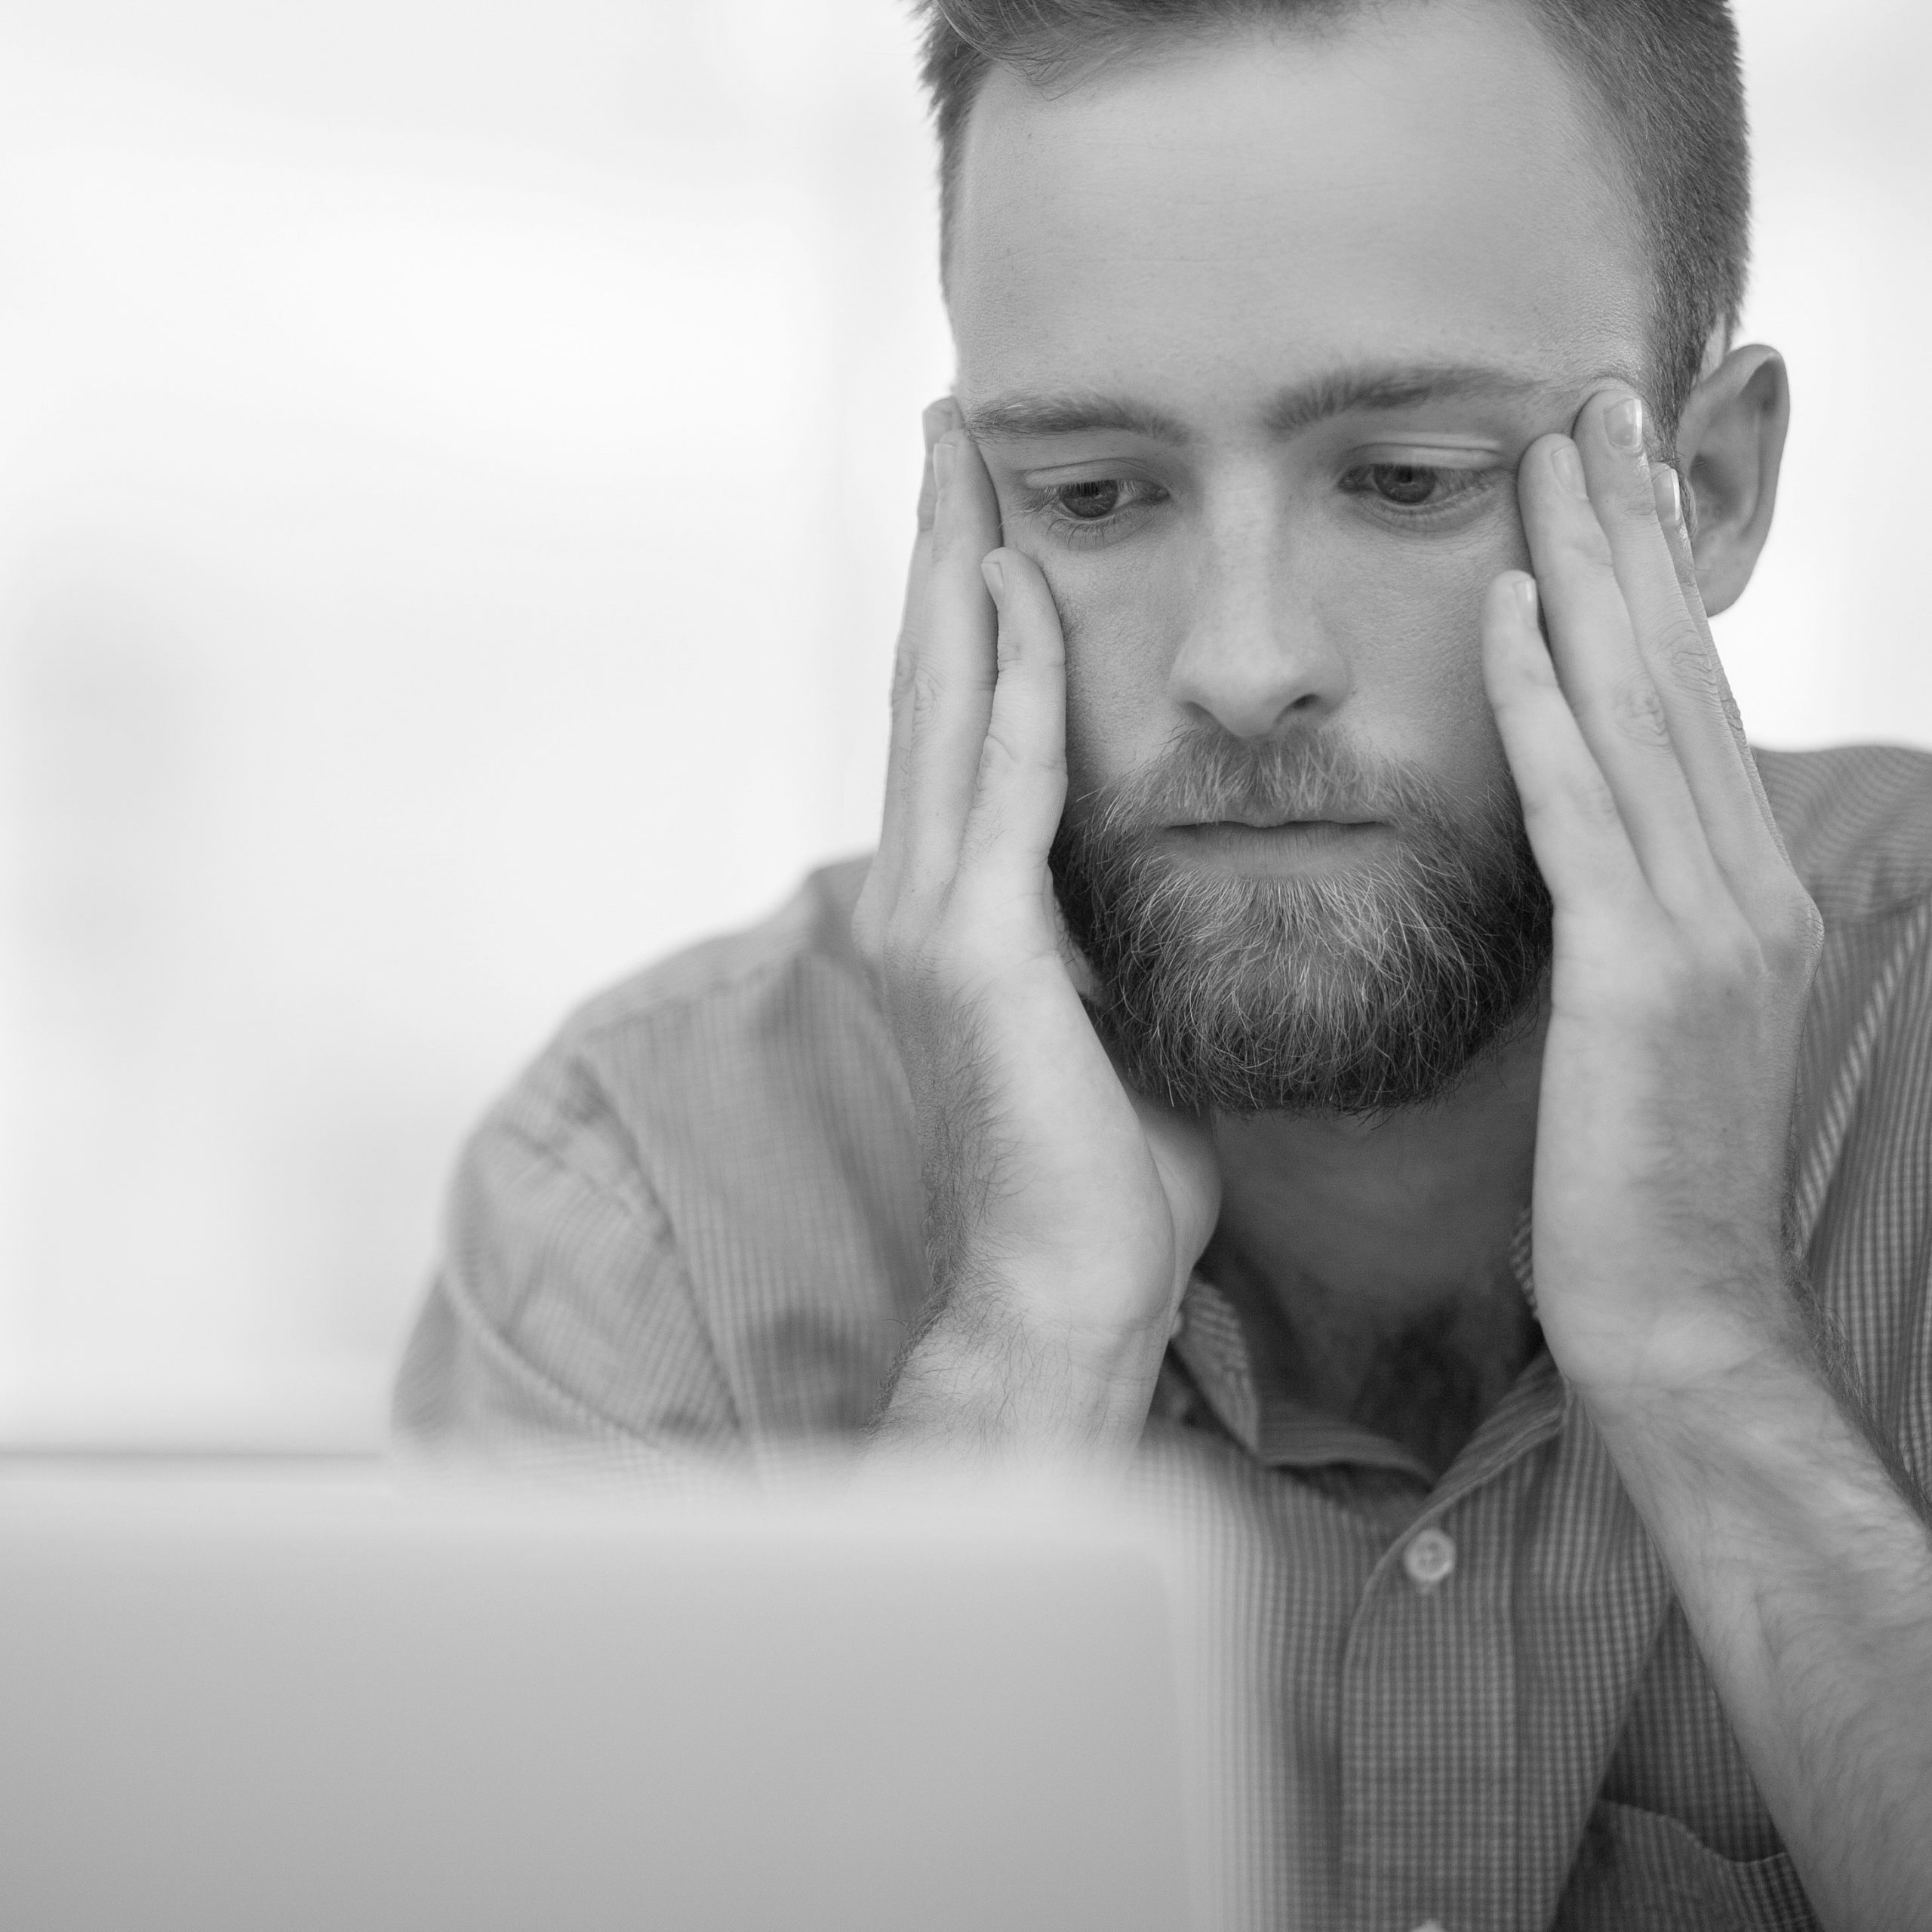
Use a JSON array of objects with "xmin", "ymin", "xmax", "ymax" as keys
[{"xmin": 946, "ymin": 7, "xmax": 1651, "ymax": 408}]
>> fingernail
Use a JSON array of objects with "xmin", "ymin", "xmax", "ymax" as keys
[
  {"xmin": 1654, "ymin": 465, "xmax": 1683, "ymax": 529},
  {"xmin": 980, "ymin": 551, "xmax": 1005, "ymax": 598},
  {"xmin": 933, "ymin": 435, "xmax": 958, "ymax": 492},
  {"xmin": 1512, "ymin": 574, "xmax": 1540, "ymax": 623},
  {"xmin": 1606, "ymin": 395, "xmax": 1645, "ymax": 454},
  {"xmin": 1552, "ymin": 440, "xmax": 1589, "ymax": 499}
]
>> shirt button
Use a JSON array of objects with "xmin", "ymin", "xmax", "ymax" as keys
[
  {"xmin": 1411, "ymin": 1921, "xmax": 1447, "ymax": 1932},
  {"xmin": 1403, "ymin": 1526, "xmax": 1457, "ymax": 1590}
]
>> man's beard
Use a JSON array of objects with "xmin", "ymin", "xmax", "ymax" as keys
[{"xmin": 1049, "ymin": 727, "xmax": 1552, "ymax": 1118}]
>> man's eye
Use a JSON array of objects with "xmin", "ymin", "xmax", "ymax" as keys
[
  {"xmin": 1340, "ymin": 462, "xmax": 1485, "ymax": 509},
  {"xmin": 1020, "ymin": 476, "xmax": 1168, "ymax": 544},
  {"xmin": 1054, "ymin": 479, "xmax": 1128, "ymax": 520},
  {"xmin": 1367, "ymin": 463, "xmax": 1440, "ymax": 506}
]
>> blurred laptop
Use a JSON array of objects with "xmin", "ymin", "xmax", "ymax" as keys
[{"xmin": 0, "ymin": 1466, "xmax": 1192, "ymax": 1932}]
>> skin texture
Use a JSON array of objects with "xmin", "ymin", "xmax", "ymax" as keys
[{"xmin": 854, "ymin": 4, "xmax": 1932, "ymax": 1921}]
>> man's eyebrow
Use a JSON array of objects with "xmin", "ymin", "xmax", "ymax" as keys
[
  {"xmin": 961, "ymin": 390, "xmax": 1192, "ymax": 445},
  {"xmin": 962, "ymin": 362, "xmax": 1593, "ymax": 449},
  {"xmin": 1262, "ymin": 363, "xmax": 1565, "ymax": 439}
]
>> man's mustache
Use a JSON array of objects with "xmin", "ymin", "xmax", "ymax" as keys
[{"xmin": 1069, "ymin": 725, "xmax": 1457, "ymax": 835}]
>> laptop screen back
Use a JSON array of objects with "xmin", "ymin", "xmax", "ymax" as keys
[{"xmin": 0, "ymin": 1472, "xmax": 1192, "ymax": 1932}]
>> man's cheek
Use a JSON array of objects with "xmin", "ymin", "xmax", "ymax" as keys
[
  {"xmin": 1035, "ymin": 559, "xmax": 1176, "ymax": 790},
  {"xmin": 1369, "ymin": 527, "xmax": 1512, "ymax": 681},
  {"xmin": 1327, "ymin": 537, "xmax": 1510, "ymax": 768}
]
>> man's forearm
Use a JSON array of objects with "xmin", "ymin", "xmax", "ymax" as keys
[{"xmin": 1586, "ymin": 1323, "xmax": 1932, "ymax": 1931}]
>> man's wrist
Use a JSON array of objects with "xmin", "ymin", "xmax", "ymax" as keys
[
  {"xmin": 1583, "ymin": 1296, "xmax": 1930, "ymax": 1535},
  {"xmin": 1574, "ymin": 1306, "xmax": 1807, "ymax": 1458},
  {"xmin": 1555, "ymin": 1241, "xmax": 1804, "ymax": 1424},
  {"xmin": 872, "ymin": 1278, "xmax": 1170, "ymax": 1457},
  {"xmin": 1574, "ymin": 1291, "xmax": 1915, "ymax": 1554}
]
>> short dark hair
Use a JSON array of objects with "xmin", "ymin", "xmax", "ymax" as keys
[{"xmin": 915, "ymin": 0, "xmax": 1749, "ymax": 432}]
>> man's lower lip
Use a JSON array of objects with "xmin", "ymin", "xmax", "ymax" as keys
[
  {"xmin": 1163, "ymin": 821, "xmax": 1384, "ymax": 866},
  {"xmin": 1171, "ymin": 820, "xmax": 1380, "ymax": 838}
]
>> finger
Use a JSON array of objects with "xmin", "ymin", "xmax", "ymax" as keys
[
  {"xmin": 1569, "ymin": 389, "xmax": 1784, "ymax": 891},
  {"xmin": 1649, "ymin": 459, "xmax": 1793, "ymax": 867},
  {"xmin": 868, "ymin": 399, "xmax": 957, "ymax": 923},
  {"xmin": 1480, "ymin": 571, "xmax": 1649, "ymax": 920},
  {"xmin": 901, "ymin": 426, "xmax": 1005, "ymax": 889},
  {"xmin": 914, "ymin": 396, "xmax": 952, "ymax": 536},
  {"xmin": 1517, "ymin": 429, "xmax": 1727, "ymax": 918},
  {"xmin": 957, "ymin": 547, "xmax": 1068, "ymax": 882}
]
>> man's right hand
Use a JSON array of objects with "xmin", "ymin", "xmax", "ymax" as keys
[{"xmin": 853, "ymin": 401, "xmax": 1220, "ymax": 1457}]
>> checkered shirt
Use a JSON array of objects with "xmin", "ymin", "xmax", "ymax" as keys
[{"xmin": 395, "ymin": 746, "xmax": 1932, "ymax": 1932}]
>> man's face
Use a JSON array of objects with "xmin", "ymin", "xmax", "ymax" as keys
[{"xmin": 946, "ymin": 0, "xmax": 1656, "ymax": 1109}]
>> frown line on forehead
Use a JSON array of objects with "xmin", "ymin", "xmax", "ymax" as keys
[{"xmin": 961, "ymin": 359, "xmax": 1638, "ymax": 447}]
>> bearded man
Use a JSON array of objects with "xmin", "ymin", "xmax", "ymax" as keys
[{"xmin": 395, "ymin": 2, "xmax": 1932, "ymax": 1924}]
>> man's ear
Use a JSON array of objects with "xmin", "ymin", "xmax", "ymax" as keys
[{"xmin": 1673, "ymin": 343, "xmax": 1789, "ymax": 617}]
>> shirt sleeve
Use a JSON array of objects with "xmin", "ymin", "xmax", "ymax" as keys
[{"xmin": 390, "ymin": 1033, "xmax": 744, "ymax": 1477}]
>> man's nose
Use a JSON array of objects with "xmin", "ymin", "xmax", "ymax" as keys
[{"xmin": 1165, "ymin": 532, "xmax": 1351, "ymax": 740}]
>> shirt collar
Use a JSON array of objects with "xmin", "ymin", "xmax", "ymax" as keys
[{"xmin": 1164, "ymin": 1204, "xmax": 1567, "ymax": 1489}]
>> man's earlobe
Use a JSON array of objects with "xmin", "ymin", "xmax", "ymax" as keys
[{"xmin": 1674, "ymin": 345, "xmax": 1789, "ymax": 617}]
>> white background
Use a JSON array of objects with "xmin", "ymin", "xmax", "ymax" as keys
[{"xmin": 1, "ymin": 0, "xmax": 1927, "ymax": 1447}]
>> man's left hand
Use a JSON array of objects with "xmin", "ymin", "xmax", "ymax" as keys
[{"xmin": 1482, "ymin": 383, "xmax": 1823, "ymax": 1414}]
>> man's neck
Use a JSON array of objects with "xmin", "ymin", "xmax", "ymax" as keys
[{"xmin": 1204, "ymin": 1018, "xmax": 1546, "ymax": 1477}]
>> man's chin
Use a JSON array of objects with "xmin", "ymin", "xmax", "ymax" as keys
[
  {"xmin": 1054, "ymin": 831, "xmax": 1552, "ymax": 1119},
  {"xmin": 1092, "ymin": 955, "xmax": 1546, "ymax": 1119}
]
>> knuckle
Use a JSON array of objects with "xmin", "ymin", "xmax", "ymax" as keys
[
  {"xmin": 1577, "ymin": 773, "xmax": 1624, "ymax": 830},
  {"xmin": 1607, "ymin": 674, "xmax": 1671, "ymax": 747},
  {"xmin": 955, "ymin": 804, "xmax": 1011, "ymax": 876},
  {"xmin": 1542, "ymin": 764, "xmax": 1622, "ymax": 835},
  {"xmin": 1647, "ymin": 617, "xmax": 1718, "ymax": 700},
  {"xmin": 976, "ymin": 723, "xmax": 1026, "ymax": 788},
  {"xmin": 1557, "ymin": 512, "xmax": 1616, "ymax": 571},
  {"xmin": 905, "ymin": 660, "xmax": 947, "ymax": 737}
]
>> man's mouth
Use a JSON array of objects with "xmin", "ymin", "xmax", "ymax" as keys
[
  {"xmin": 1193, "ymin": 814, "xmax": 1378, "ymax": 831},
  {"xmin": 1161, "ymin": 818, "xmax": 1387, "ymax": 871},
  {"xmin": 1171, "ymin": 815, "xmax": 1382, "ymax": 835}
]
